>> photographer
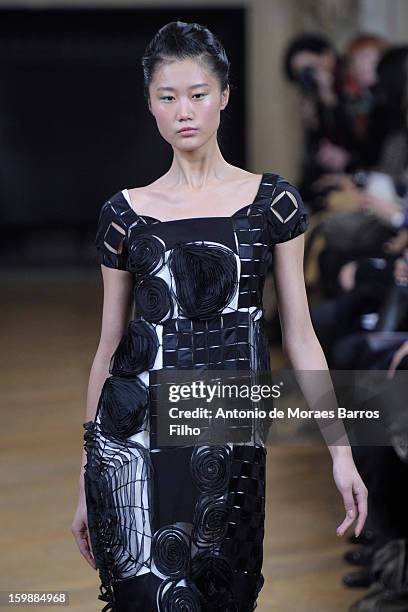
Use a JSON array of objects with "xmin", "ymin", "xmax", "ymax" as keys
[{"xmin": 283, "ymin": 34, "xmax": 355, "ymax": 209}]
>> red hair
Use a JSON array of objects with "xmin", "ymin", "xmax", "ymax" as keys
[{"xmin": 346, "ymin": 33, "xmax": 388, "ymax": 57}]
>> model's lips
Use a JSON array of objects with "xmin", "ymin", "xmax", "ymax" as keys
[{"xmin": 178, "ymin": 127, "xmax": 198, "ymax": 133}]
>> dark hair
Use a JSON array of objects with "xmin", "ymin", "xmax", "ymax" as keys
[
  {"xmin": 141, "ymin": 21, "xmax": 230, "ymax": 102},
  {"xmin": 361, "ymin": 45, "xmax": 408, "ymax": 167},
  {"xmin": 283, "ymin": 34, "xmax": 335, "ymax": 82},
  {"xmin": 374, "ymin": 45, "xmax": 408, "ymax": 131}
]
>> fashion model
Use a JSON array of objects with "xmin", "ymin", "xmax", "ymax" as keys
[{"xmin": 71, "ymin": 21, "xmax": 368, "ymax": 612}]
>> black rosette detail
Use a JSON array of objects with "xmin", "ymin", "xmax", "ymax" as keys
[
  {"xmin": 192, "ymin": 495, "xmax": 228, "ymax": 545},
  {"xmin": 152, "ymin": 525, "xmax": 190, "ymax": 579},
  {"xmin": 157, "ymin": 578, "xmax": 202, "ymax": 612},
  {"xmin": 97, "ymin": 375, "xmax": 148, "ymax": 439},
  {"xmin": 128, "ymin": 235, "xmax": 165, "ymax": 276},
  {"xmin": 190, "ymin": 445, "xmax": 231, "ymax": 495},
  {"xmin": 167, "ymin": 242, "xmax": 238, "ymax": 319},
  {"xmin": 191, "ymin": 550, "xmax": 237, "ymax": 610},
  {"xmin": 109, "ymin": 319, "xmax": 159, "ymax": 377},
  {"xmin": 134, "ymin": 276, "xmax": 174, "ymax": 323}
]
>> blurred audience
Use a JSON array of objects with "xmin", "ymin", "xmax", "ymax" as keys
[
  {"xmin": 283, "ymin": 34, "xmax": 353, "ymax": 208},
  {"xmin": 281, "ymin": 32, "xmax": 408, "ymax": 611}
]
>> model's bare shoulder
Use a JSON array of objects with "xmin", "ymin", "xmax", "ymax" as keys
[
  {"xmin": 126, "ymin": 177, "xmax": 167, "ymax": 215},
  {"xmin": 225, "ymin": 165, "xmax": 261, "ymax": 183}
]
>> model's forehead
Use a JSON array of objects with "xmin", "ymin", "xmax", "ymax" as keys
[{"xmin": 152, "ymin": 57, "xmax": 214, "ymax": 88}]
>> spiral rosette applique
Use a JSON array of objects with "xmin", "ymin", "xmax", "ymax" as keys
[
  {"xmin": 97, "ymin": 375, "xmax": 149, "ymax": 440},
  {"xmin": 109, "ymin": 319, "xmax": 159, "ymax": 377},
  {"xmin": 128, "ymin": 235, "xmax": 166, "ymax": 277},
  {"xmin": 191, "ymin": 550, "xmax": 238, "ymax": 611},
  {"xmin": 192, "ymin": 495, "xmax": 228, "ymax": 546},
  {"xmin": 151, "ymin": 525, "xmax": 191, "ymax": 579},
  {"xmin": 167, "ymin": 242, "xmax": 238, "ymax": 319},
  {"xmin": 156, "ymin": 577, "xmax": 202, "ymax": 612},
  {"xmin": 190, "ymin": 445, "xmax": 232, "ymax": 495},
  {"xmin": 134, "ymin": 276, "xmax": 174, "ymax": 323}
]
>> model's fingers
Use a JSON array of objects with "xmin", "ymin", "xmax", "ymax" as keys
[
  {"xmin": 336, "ymin": 510, "xmax": 355, "ymax": 536},
  {"xmin": 353, "ymin": 483, "xmax": 368, "ymax": 538},
  {"xmin": 337, "ymin": 487, "xmax": 357, "ymax": 536},
  {"xmin": 87, "ymin": 528, "xmax": 95, "ymax": 560},
  {"xmin": 80, "ymin": 531, "xmax": 97, "ymax": 569},
  {"xmin": 72, "ymin": 525, "xmax": 97, "ymax": 570},
  {"xmin": 82, "ymin": 530, "xmax": 97, "ymax": 569}
]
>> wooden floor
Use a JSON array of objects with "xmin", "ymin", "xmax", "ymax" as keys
[{"xmin": 0, "ymin": 269, "xmax": 367, "ymax": 611}]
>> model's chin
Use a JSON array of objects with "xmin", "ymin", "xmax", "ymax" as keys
[{"xmin": 173, "ymin": 137, "xmax": 203, "ymax": 151}]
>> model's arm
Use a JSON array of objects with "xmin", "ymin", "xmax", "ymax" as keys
[
  {"xmin": 71, "ymin": 264, "xmax": 133, "ymax": 568},
  {"xmin": 272, "ymin": 234, "xmax": 368, "ymax": 538},
  {"xmin": 79, "ymin": 265, "xmax": 133, "ymax": 490}
]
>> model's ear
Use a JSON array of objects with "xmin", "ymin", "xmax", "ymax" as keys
[{"xmin": 220, "ymin": 84, "xmax": 230, "ymax": 110}]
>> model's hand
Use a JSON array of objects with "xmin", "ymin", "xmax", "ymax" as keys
[
  {"xmin": 71, "ymin": 496, "xmax": 97, "ymax": 570},
  {"xmin": 332, "ymin": 453, "xmax": 368, "ymax": 538}
]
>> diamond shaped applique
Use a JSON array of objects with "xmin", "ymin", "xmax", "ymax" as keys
[
  {"xmin": 104, "ymin": 220, "xmax": 126, "ymax": 254},
  {"xmin": 269, "ymin": 190, "xmax": 298, "ymax": 223}
]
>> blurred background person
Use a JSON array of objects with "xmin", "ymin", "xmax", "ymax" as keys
[
  {"xmin": 283, "ymin": 33, "xmax": 352, "ymax": 210},
  {"xmin": 340, "ymin": 33, "xmax": 388, "ymax": 169}
]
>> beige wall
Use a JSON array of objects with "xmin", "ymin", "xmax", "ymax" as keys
[{"xmin": 247, "ymin": 0, "xmax": 303, "ymax": 179}]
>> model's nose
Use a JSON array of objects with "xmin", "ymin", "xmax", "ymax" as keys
[{"xmin": 177, "ymin": 97, "xmax": 194, "ymax": 120}]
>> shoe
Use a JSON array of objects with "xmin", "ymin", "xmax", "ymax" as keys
[
  {"xmin": 344, "ymin": 545, "xmax": 376, "ymax": 567},
  {"xmin": 342, "ymin": 568, "xmax": 373, "ymax": 588},
  {"xmin": 347, "ymin": 529, "xmax": 377, "ymax": 547}
]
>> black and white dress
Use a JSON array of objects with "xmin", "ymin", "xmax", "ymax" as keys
[{"xmin": 83, "ymin": 172, "xmax": 309, "ymax": 611}]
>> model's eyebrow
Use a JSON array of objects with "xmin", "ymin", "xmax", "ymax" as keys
[{"xmin": 156, "ymin": 83, "xmax": 210, "ymax": 91}]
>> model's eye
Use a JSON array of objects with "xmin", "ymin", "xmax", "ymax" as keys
[
  {"xmin": 160, "ymin": 96, "xmax": 174, "ymax": 101},
  {"xmin": 193, "ymin": 93, "xmax": 207, "ymax": 99}
]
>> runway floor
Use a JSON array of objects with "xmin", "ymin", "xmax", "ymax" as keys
[{"xmin": 0, "ymin": 268, "xmax": 367, "ymax": 611}]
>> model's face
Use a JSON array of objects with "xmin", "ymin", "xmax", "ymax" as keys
[
  {"xmin": 148, "ymin": 57, "xmax": 229, "ymax": 151},
  {"xmin": 349, "ymin": 48, "xmax": 381, "ymax": 88}
]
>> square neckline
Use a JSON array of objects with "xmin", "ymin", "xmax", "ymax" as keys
[{"xmin": 122, "ymin": 172, "xmax": 266, "ymax": 224}]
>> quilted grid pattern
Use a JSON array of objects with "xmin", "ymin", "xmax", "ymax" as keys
[
  {"xmin": 161, "ymin": 313, "xmax": 251, "ymax": 369},
  {"xmin": 233, "ymin": 212, "xmax": 271, "ymax": 309},
  {"xmin": 221, "ymin": 445, "xmax": 266, "ymax": 574}
]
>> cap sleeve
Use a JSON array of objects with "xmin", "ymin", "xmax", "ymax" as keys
[
  {"xmin": 264, "ymin": 177, "xmax": 309, "ymax": 246},
  {"xmin": 95, "ymin": 196, "xmax": 129, "ymax": 270}
]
